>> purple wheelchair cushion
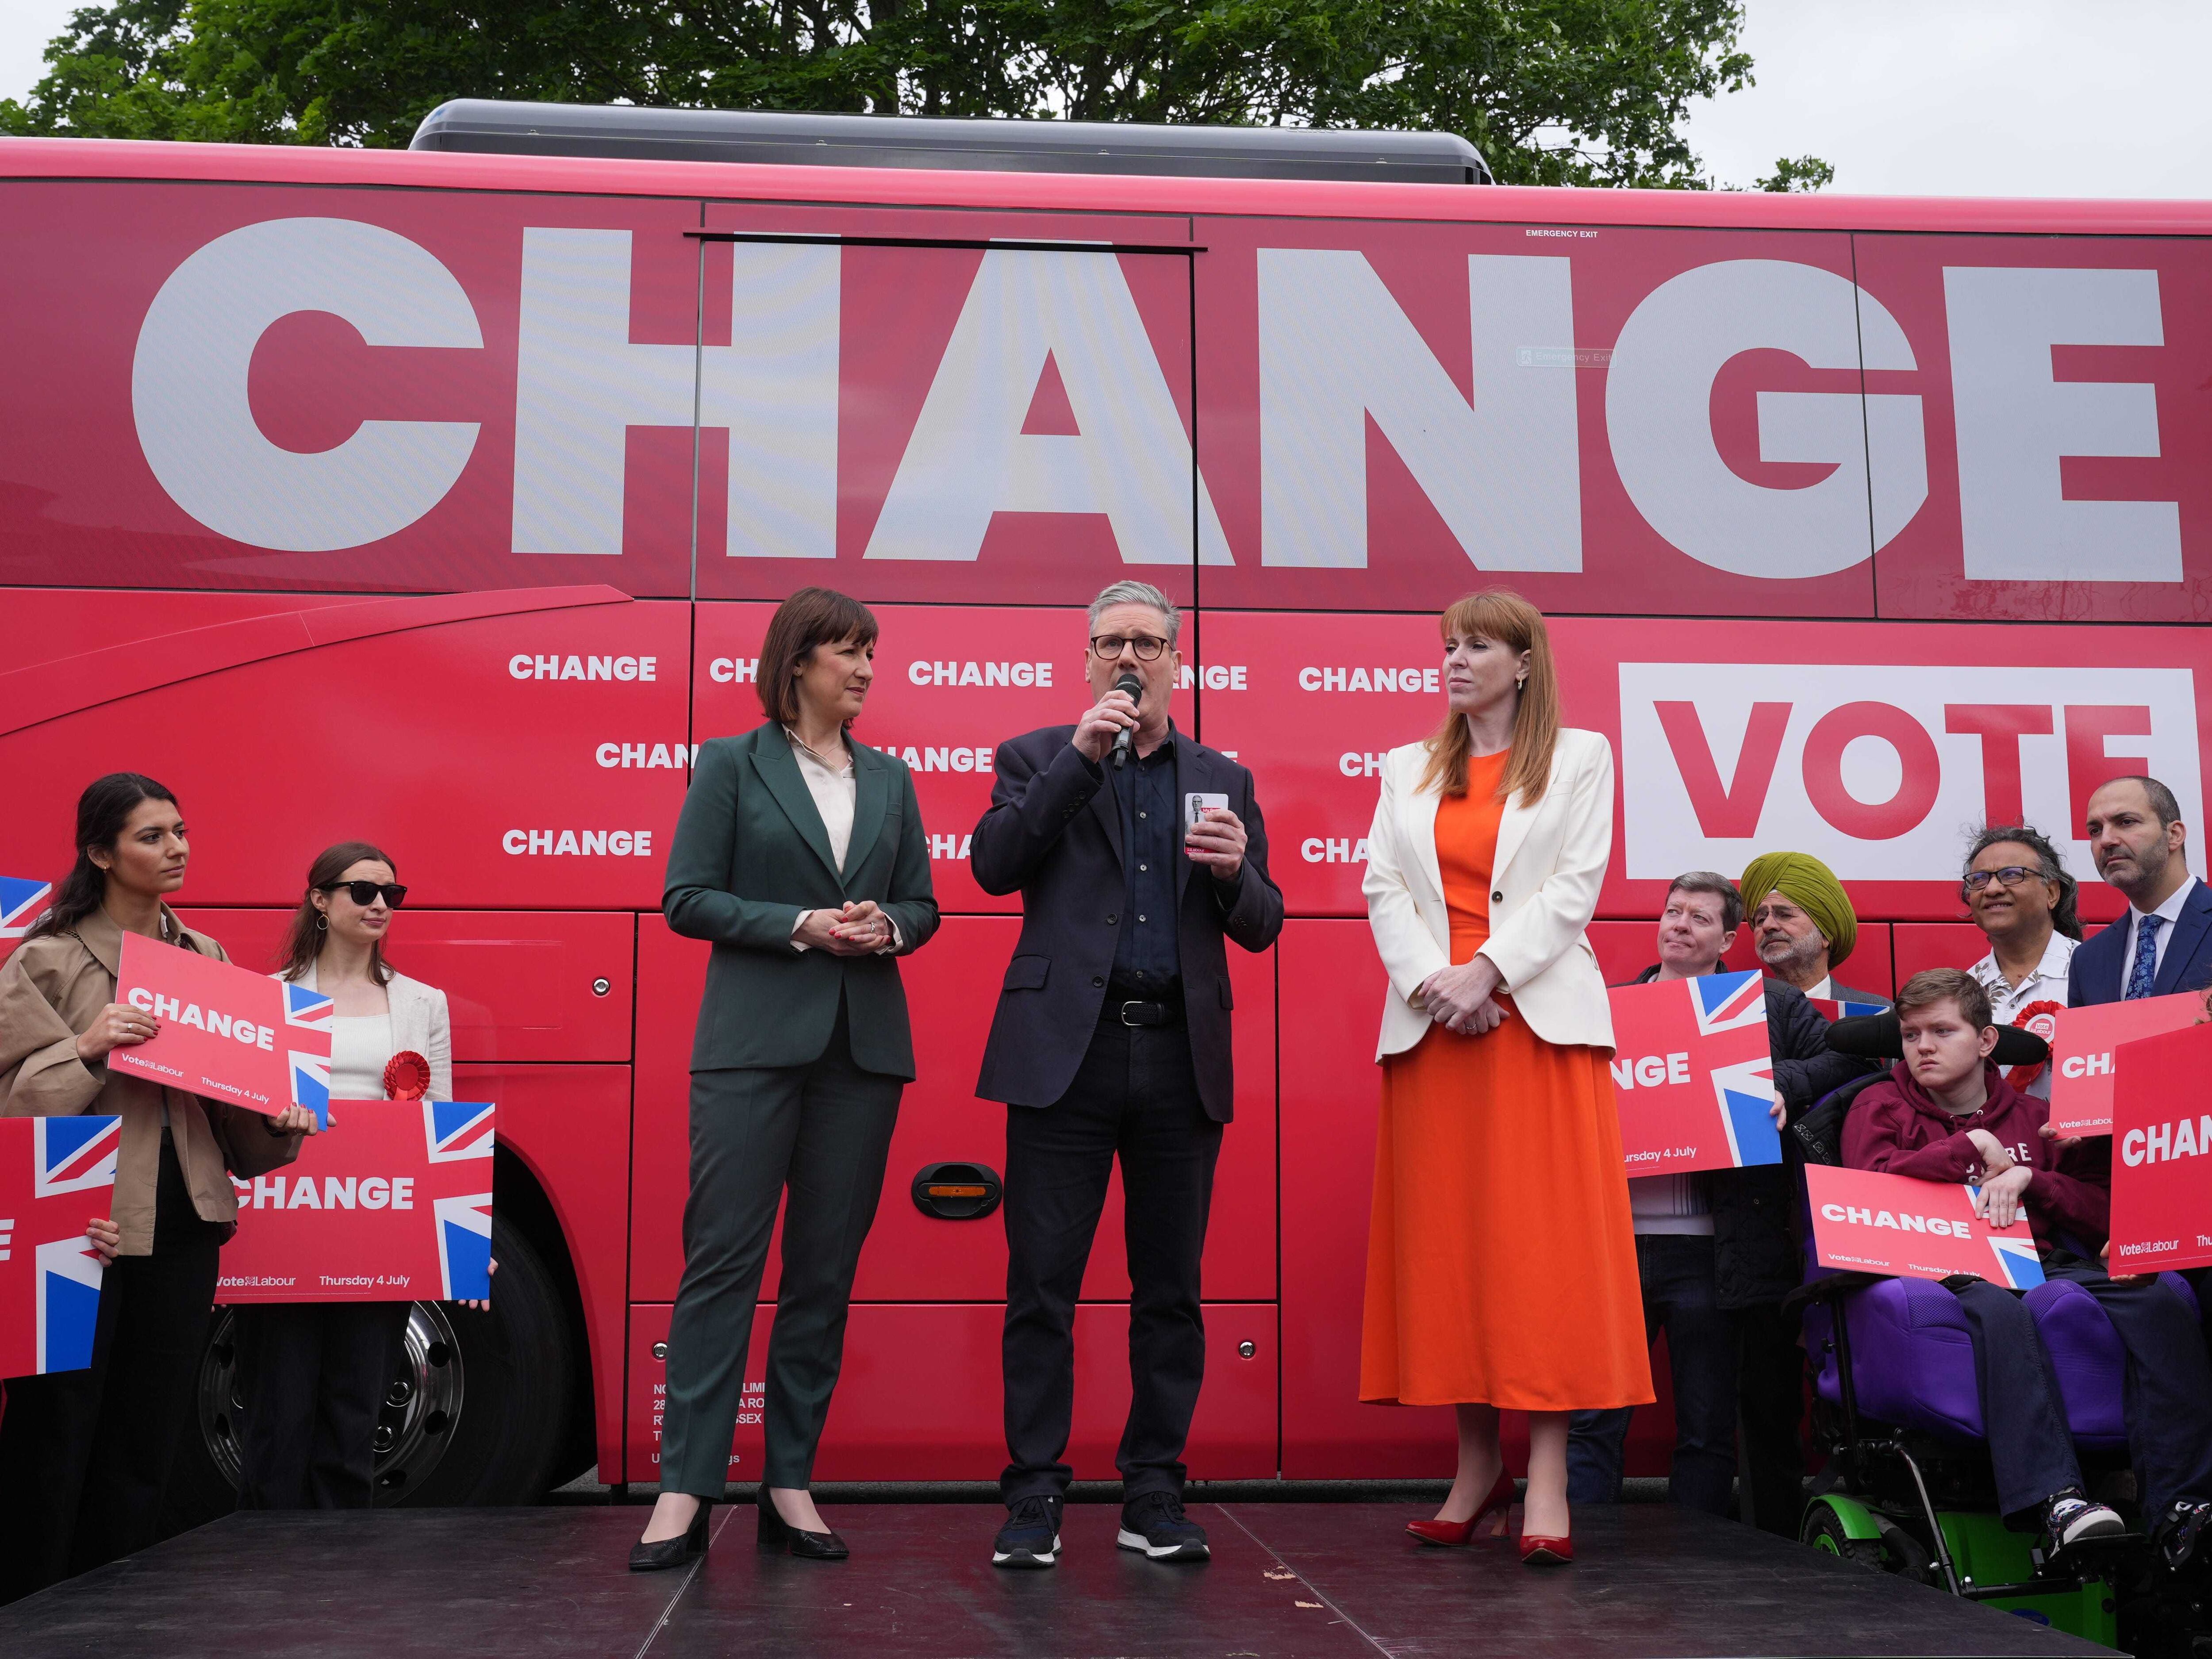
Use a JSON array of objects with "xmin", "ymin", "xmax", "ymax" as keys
[
  {"xmin": 1811, "ymin": 1276, "xmax": 1985, "ymax": 1442},
  {"xmin": 2023, "ymin": 1279, "xmax": 2127, "ymax": 1449}
]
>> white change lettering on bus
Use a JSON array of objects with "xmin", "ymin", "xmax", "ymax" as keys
[
  {"xmin": 905, "ymin": 661, "xmax": 1052, "ymax": 688},
  {"xmin": 1298, "ymin": 666, "xmax": 1441, "ymax": 693},
  {"xmin": 596, "ymin": 743, "xmax": 697, "ymax": 769},
  {"xmin": 501, "ymin": 830, "xmax": 655, "ymax": 857},
  {"xmin": 508, "ymin": 654, "xmax": 658, "ymax": 682}
]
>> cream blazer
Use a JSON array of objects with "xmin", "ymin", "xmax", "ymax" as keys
[
  {"xmin": 290, "ymin": 961, "xmax": 454, "ymax": 1102},
  {"xmin": 1363, "ymin": 726, "xmax": 1616, "ymax": 1061}
]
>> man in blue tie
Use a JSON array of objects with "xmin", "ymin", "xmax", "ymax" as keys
[
  {"xmin": 2067, "ymin": 776, "xmax": 2212, "ymax": 1008},
  {"xmin": 2065, "ymin": 772, "xmax": 2212, "ymax": 1576}
]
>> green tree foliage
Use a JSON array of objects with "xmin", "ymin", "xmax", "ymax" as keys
[{"xmin": 1, "ymin": 0, "xmax": 1817, "ymax": 190}]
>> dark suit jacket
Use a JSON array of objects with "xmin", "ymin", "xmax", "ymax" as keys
[
  {"xmin": 2067, "ymin": 877, "xmax": 2212, "ymax": 1007},
  {"xmin": 664, "ymin": 724, "xmax": 939, "ymax": 1079},
  {"xmin": 970, "ymin": 726, "xmax": 1283, "ymax": 1120}
]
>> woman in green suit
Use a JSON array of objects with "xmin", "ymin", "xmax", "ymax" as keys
[{"xmin": 631, "ymin": 587, "xmax": 939, "ymax": 1571}]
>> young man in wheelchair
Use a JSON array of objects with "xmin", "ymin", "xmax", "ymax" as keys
[{"xmin": 1840, "ymin": 968, "xmax": 2212, "ymax": 1557}]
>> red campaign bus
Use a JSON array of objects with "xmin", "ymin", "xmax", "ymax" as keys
[{"xmin": 3, "ymin": 110, "xmax": 2209, "ymax": 1509}]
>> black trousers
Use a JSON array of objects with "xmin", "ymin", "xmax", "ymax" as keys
[
  {"xmin": 234, "ymin": 1301, "xmax": 412, "ymax": 1509},
  {"xmin": 658, "ymin": 1004, "xmax": 903, "ymax": 1495},
  {"xmin": 1565, "ymin": 1235, "xmax": 1738, "ymax": 1515},
  {"xmin": 1951, "ymin": 1279, "xmax": 2084, "ymax": 1522},
  {"xmin": 0, "ymin": 1133, "xmax": 225, "ymax": 1605},
  {"xmin": 1733, "ymin": 1301, "xmax": 1809, "ymax": 1537},
  {"xmin": 2043, "ymin": 1253, "xmax": 2212, "ymax": 1517},
  {"xmin": 1001, "ymin": 1013, "xmax": 1222, "ymax": 1504}
]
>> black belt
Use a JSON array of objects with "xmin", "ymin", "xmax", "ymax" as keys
[{"xmin": 1103, "ymin": 996, "xmax": 1182, "ymax": 1028}]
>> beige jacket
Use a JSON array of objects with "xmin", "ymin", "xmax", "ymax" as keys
[
  {"xmin": 1363, "ymin": 727, "xmax": 1617, "ymax": 1060},
  {"xmin": 0, "ymin": 906, "xmax": 300, "ymax": 1255},
  {"xmin": 288, "ymin": 959, "xmax": 453, "ymax": 1102}
]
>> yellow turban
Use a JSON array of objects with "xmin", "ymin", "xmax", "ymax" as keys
[{"xmin": 1738, "ymin": 851, "xmax": 1857, "ymax": 970}]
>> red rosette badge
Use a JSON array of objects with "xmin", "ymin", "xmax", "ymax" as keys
[
  {"xmin": 2008, "ymin": 999, "xmax": 2063, "ymax": 1090},
  {"xmin": 384, "ymin": 1050, "xmax": 432, "ymax": 1101}
]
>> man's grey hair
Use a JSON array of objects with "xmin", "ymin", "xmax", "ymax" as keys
[{"xmin": 1087, "ymin": 580, "xmax": 1181, "ymax": 646}]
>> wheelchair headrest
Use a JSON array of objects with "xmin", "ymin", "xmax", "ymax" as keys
[{"xmin": 1825, "ymin": 1012, "xmax": 2049, "ymax": 1066}]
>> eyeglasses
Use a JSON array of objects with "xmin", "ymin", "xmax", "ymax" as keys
[
  {"xmin": 1961, "ymin": 865, "xmax": 2039, "ymax": 893},
  {"xmin": 323, "ymin": 880, "xmax": 407, "ymax": 908},
  {"xmin": 1090, "ymin": 634, "xmax": 1168, "ymax": 661}
]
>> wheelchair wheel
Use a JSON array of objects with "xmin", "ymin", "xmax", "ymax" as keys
[{"xmin": 1803, "ymin": 1500, "xmax": 1888, "ymax": 1571}]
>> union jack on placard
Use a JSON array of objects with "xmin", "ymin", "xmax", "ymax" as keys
[
  {"xmin": 281, "ymin": 982, "xmax": 334, "ymax": 1127},
  {"xmin": 423, "ymin": 1101, "xmax": 495, "ymax": 1165},
  {"xmin": 1690, "ymin": 969, "xmax": 1770, "ymax": 1036},
  {"xmin": 433, "ymin": 1193, "xmax": 494, "ymax": 1300},
  {"xmin": 1710, "ymin": 1056, "xmax": 1783, "ymax": 1168},
  {"xmin": 1977, "ymin": 1202, "xmax": 2048, "ymax": 1289},
  {"xmin": 34, "ymin": 1117, "xmax": 122, "ymax": 1198},
  {"xmin": 0, "ymin": 877, "xmax": 52, "ymax": 940},
  {"xmin": 35, "ymin": 1237, "xmax": 103, "ymax": 1374}
]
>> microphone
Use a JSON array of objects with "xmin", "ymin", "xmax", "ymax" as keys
[{"xmin": 1110, "ymin": 672, "xmax": 1143, "ymax": 769}]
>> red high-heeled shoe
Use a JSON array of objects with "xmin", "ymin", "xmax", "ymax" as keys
[
  {"xmin": 1518, "ymin": 1532, "xmax": 1573, "ymax": 1565},
  {"xmin": 1405, "ymin": 1469, "xmax": 1516, "ymax": 1547}
]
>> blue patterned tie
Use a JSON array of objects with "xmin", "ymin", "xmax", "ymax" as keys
[{"xmin": 2125, "ymin": 914, "xmax": 2166, "ymax": 1000}]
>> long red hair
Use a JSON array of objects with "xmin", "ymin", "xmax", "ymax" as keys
[{"xmin": 1417, "ymin": 589, "xmax": 1560, "ymax": 804}]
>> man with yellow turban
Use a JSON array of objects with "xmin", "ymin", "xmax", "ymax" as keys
[{"xmin": 1737, "ymin": 851, "xmax": 1887, "ymax": 1008}]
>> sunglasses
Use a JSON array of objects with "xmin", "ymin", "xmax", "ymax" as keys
[{"xmin": 323, "ymin": 880, "xmax": 407, "ymax": 908}]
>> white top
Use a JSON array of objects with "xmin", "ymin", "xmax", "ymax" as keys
[
  {"xmin": 2121, "ymin": 876, "xmax": 2198, "ymax": 986},
  {"xmin": 1629, "ymin": 1172, "xmax": 1713, "ymax": 1236},
  {"xmin": 329, "ymin": 1013, "xmax": 396, "ymax": 1101},
  {"xmin": 783, "ymin": 730, "xmax": 901, "ymax": 956},
  {"xmin": 786, "ymin": 728, "xmax": 859, "ymax": 870},
  {"xmin": 1968, "ymin": 932, "xmax": 2077, "ymax": 1100}
]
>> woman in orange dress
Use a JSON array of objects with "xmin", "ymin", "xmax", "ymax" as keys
[{"xmin": 1359, "ymin": 589, "xmax": 1649, "ymax": 1564}]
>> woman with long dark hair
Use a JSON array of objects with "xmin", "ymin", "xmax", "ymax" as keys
[
  {"xmin": 230, "ymin": 839, "xmax": 458, "ymax": 1510},
  {"xmin": 1359, "ymin": 591, "xmax": 1650, "ymax": 1566},
  {"xmin": 0, "ymin": 773, "xmax": 316, "ymax": 1602},
  {"xmin": 632, "ymin": 587, "xmax": 939, "ymax": 1570},
  {"xmin": 1961, "ymin": 822, "xmax": 2082, "ymax": 1100}
]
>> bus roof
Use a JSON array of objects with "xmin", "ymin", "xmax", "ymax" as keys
[
  {"xmin": 409, "ymin": 101, "xmax": 1496, "ymax": 185},
  {"xmin": 5, "ymin": 134, "xmax": 2210, "ymax": 238}
]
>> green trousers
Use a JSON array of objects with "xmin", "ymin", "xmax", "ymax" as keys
[{"xmin": 657, "ymin": 1013, "xmax": 902, "ymax": 1495}]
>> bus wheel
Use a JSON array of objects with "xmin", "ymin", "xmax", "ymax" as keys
[{"xmin": 183, "ymin": 1215, "xmax": 575, "ymax": 1512}]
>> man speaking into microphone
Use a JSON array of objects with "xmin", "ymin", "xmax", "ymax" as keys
[{"xmin": 972, "ymin": 580, "xmax": 1282, "ymax": 1569}]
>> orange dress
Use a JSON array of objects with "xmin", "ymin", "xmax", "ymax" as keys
[{"xmin": 1359, "ymin": 749, "xmax": 1652, "ymax": 1411}]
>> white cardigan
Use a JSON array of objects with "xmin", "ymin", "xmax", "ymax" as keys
[
  {"xmin": 290, "ymin": 960, "xmax": 454, "ymax": 1102},
  {"xmin": 1362, "ymin": 726, "xmax": 1616, "ymax": 1061}
]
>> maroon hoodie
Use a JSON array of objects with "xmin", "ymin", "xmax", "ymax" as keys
[{"xmin": 1841, "ymin": 1058, "xmax": 2109, "ymax": 1254}]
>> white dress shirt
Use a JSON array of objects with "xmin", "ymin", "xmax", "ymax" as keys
[
  {"xmin": 2120, "ymin": 876, "xmax": 2198, "ymax": 987},
  {"xmin": 1967, "ymin": 931, "xmax": 2077, "ymax": 1099},
  {"xmin": 785, "ymin": 730, "xmax": 900, "ymax": 955}
]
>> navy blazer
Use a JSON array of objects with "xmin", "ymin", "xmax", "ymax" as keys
[
  {"xmin": 2066, "ymin": 876, "xmax": 2212, "ymax": 1007},
  {"xmin": 969, "ymin": 725, "xmax": 1283, "ymax": 1120}
]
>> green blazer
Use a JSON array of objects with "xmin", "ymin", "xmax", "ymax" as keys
[{"xmin": 664, "ymin": 724, "xmax": 940, "ymax": 1079}]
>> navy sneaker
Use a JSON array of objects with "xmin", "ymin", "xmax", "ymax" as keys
[
  {"xmin": 2046, "ymin": 1490, "xmax": 2125, "ymax": 1549},
  {"xmin": 992, "ymin": 1494, "xmax": 1063, "ymax": 1569},
  {"xmin": 1116, "ymin": 1490, "xmax": 1210, "ymax": 1562}
]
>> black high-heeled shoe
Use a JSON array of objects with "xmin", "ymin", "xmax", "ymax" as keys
[
  {"xmin": 757, "ymin": 1487, "xmax": 850, "ymax": 1560},
  {"xmin": 628, "ymin": 1498, "xmax": 712, "ymax": 1571}
]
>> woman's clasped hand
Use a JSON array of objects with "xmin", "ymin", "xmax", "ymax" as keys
[{"xmin": 1417, "ymin": 956, "xmax": 1510, "ymax": 1037}]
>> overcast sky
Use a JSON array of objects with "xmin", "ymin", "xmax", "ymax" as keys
[{"xmin": 4, "ymin": 0, "xmax": 2209, "ymax": 199}]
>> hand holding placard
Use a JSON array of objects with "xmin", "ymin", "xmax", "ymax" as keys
[
  {"xmin": 110, "ymin": 933, "xmax": 333, "ymax": 1125},
  {"xmin": 1805, "ymin": 1165, "xmax": 2044, "ymax": 1287}
]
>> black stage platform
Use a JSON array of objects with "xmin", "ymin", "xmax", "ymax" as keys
[{"xmin": 0, "ymin": 1501, "xmax": 2115, "ymax": 1658}]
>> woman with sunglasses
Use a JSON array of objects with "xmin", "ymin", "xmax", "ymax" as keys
[
  {"xmin": 1960, "ymin": 823, "xmax": 2083, "ymax": 1100},
  {"xmin": 232, "ymin": 840, "xmax": 456, "ymax": 1509}
]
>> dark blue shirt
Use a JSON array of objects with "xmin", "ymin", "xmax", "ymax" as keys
[{"xmin": 1106, "ymin": 728, "xmax": 1180, "ymax": 991}]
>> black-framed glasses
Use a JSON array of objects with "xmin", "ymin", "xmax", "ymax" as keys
[
  {"xmin": 1090, "ymin": 634, "xmax": 1168, "ymax": 661},
  {"xmin": 324, "ymin": 880, "xmax": 407, "ymax": 908},
  {"xmin": 1961, "ymin": 865, "xmax": 2039, "ymax": 894}
]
